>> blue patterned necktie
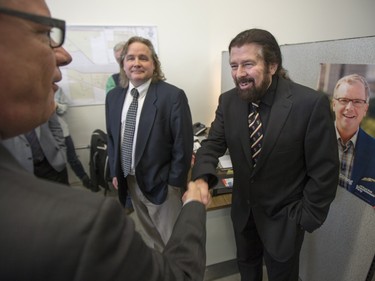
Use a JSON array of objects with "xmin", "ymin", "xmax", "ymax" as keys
[
  {"xmin": 121, "ymin": 88, "xmax": 139, "ymax": 177},
  {"xmin": 24, "ymin": 129, "xmax": 45, "ymax": 163},
  {"xmin": 248, "ymin": 103, "xmax": 263, "ymax": 166}
]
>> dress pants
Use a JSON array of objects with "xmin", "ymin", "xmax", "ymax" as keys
[
  {"xmin": 126, "ymin": 175, "xmax": 183, "ymax": 252},
  {"xmin": 65, "ymin": 136, "xmax": 87, "ymax": 180},
  {"xmin": 234, "ymin": 210, "xmax": 305, "ymax": 281}
]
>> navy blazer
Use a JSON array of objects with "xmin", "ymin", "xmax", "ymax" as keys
[
  {"xmin": 192, "ymin": 76, "xmax": 339, "ymax": 261},
  {"xmin": 347, "ymin": 128, "xmax": 375, "ymax": 206},
  {"xmin": 106, "ymin": 81, "xmax": 193, "ymax": 205}
]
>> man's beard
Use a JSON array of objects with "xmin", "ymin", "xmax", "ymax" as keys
[{"xmin": 235, "ymin": 74, "xmax": 271, "ymax": 103}]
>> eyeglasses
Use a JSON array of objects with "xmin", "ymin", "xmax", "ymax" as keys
[
  {"xmin": 334, "ymin": 97, "xmax": 367, "ymax": 107},
  {"xmin": 0, "ymin": 7, "xmax": 65, "ymax": 48}
]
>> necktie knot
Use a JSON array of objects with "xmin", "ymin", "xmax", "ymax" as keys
[
  {"xmin": 131, "ymin": 88, "xmax": 139, "ymax": 99},
  {"xmin": 251, "ymin": 102, "xmax": 259, "ymax": 111}
]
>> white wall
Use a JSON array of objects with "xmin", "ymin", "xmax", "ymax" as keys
[
  {"xmin": 47, "ymin": 0, "xmax": 375, "ymax": 126},
  {"xmin": 46, "ymin": 0, "xmax": 375, "ymax": 182}
]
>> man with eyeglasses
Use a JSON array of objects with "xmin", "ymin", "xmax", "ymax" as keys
[
  {"xmin": 0, "ymin": 1, "xmax": 207, "ymax": 280},
  {"xmin": 332, "ymin": 73, "xmax": 375, "ymax": 206}
]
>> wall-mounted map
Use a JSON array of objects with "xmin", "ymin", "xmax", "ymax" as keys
[{"xmin": 58, "ymin": 25, "xmax": 158, "ymax": 106}]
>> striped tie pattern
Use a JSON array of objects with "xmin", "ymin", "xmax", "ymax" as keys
[
  {"xmin": 121, "ymin": 88, "xmax": 139, "ymax": 177},
  {"xmin": 248, "ymin": 103, "xmax": 263, "ymax": 166}
]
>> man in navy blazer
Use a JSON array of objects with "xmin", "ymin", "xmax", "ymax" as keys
[
  {"xmin": 106, "ymin": 36, "xmax": 194, "ymax": 251},
  {"xmin": 332, "ymin": 74, "xmax": 375, "ymax": 207},
  {"xmin": 192, "ymin": 29, "xmax": 339, "ymax": 281}
]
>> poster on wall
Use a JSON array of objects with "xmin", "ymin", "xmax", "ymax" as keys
[
  {"xmin": 58, "ymin": 25, "xmax": 158, "ymax": 106},
  {"xmin": 318, "ymin": 63, "xmax": 375, "ymax": 207}
]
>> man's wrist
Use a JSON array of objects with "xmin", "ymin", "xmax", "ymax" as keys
[{"xmin": 196, "ymin": 175, "xmax": 209, "ymax": 183}]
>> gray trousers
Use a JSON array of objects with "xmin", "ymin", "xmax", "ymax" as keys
[{"xmin": 127, "ymin": 175, "xmax": 183, "ymax": 252}]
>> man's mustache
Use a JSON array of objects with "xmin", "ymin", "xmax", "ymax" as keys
[{"xmin": 236, "ymin": 77, "xmax": 255, "ymax": 84}]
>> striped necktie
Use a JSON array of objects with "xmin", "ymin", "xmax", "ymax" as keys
[
  {"xmin": 248, "ymin": 103, "xmax": 263, "ymax": 166},
  {"xmin": 121, "ymin": 88, "xmax": 139, "ymax": 177}
]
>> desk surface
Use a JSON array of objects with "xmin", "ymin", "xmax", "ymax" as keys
[{"xmin": 207, "ymin": 193, "xmax": 232, "ymax": 211}]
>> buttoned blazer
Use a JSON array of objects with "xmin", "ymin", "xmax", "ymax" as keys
[
  {"xmin": 106, "ymin": 81, "xmax": 193, "ymax": 205},
  {"xmin": 348, "ymin": 128, "xmax": 375, "ymax": 206},
  {"xmin": 2, "ymin": 112, "xmax": 66, "ymax": 173},
  {"xmin": 0, "ymin": 144, "xmax": 206, "ymax": 281},
  {"xmin": 192, "ymin": 76, "xmax": 339, "ymax": 261}
]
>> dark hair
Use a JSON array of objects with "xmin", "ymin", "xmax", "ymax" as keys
[
  {"xmin": 229, "ymin": 29, "xmax": 289, "ymax": 80},
  {"xmin": 119, "ymin": 36, "xmax": 165, "ymax": 88}
]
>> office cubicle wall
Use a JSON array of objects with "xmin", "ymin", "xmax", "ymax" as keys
[
  {"xmin": 221, "ymin": 36, "xmax": 375, "ymax": 281},
  {"xmin": 281, "ymin": 36, "xmax": 375, "ymax": 281}
]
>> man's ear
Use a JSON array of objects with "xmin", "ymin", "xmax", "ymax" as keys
[
  {"xmin": 269, "ymin": 63, "xmax": 278, "ymax": 75},
  {"xmin": 363, "ymin": 103, "xmax": 369, "ymax": 117}
]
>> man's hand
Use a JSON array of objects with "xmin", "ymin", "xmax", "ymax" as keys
[
  {"xmin": 112, "ymin": 177, "xmax": 118, "ymax": 190},
  {"xmin": 182, "ymin": 180, "xmax": 211, "ymax": 208},
  {"xmin": 194, "ymin": 178, "xmax": 211, "ymax": 206}
]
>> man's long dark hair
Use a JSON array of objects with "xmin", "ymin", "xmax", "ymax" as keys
[{"xmin": 229, "ymin": 28, "xmax": 290, "ymax": 80}]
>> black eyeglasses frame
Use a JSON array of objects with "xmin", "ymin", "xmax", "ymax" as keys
[{"xmin": 0, "ymin": 7, "xmax": 65, "ymax": 48}]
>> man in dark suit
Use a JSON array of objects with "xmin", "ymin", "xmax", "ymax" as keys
[
  {"xmin": 192, "ymin": 28, "xmax": 339, "ymax": 281},
  {"xmin": 2, "ymin": 111, "xmax": 69, "ymax": 185},
  {"xmin": 106, "ymin": 36, "xmax": 194, "ymax": 251},
  {"xmin": 0, "ymin": 1, "xmax": 207, "ymax": 280},
  {"xmin": 332, "ymin": 73, "xmax": 375, "ymax": 206}
]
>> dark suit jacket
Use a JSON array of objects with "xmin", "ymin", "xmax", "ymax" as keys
[
  {"xmin": 2, "ymin": 112, "xmax": 66, "ymax": 173},
  {"xmin": 106, "ymin": 81, "xmax": 193, "ymax": 205},
  {"xmin": 0, "ymin": 143, "xmax": 206, "ymax": 281},
  {"xmin": 192, "ymin": 76, "xmax": 339, "ymax": 261},
  {"xmin": 348, "ymin": 128, "xmax": 375, "ymax": 206}
]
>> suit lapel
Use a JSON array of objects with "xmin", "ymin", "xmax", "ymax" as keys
[
  {"xmin": 134, "ymin": 83, "xmax": 157, "ymax": 166},
  {"xmin": 351, "ymin": 129, "xmax": 367, "ymax": 187},
  {"xmin": 112, "ymin": 89, "xmax": 126, "ymax": 178},
  {"xmin": 114, "ymin": 87, "xmax": 127, "ymax": 138},
  {"xmin": 254, "ymin": 78, "xmax": 292, "ymax": 171},
  {"xmin": 236, "ymin": 97, "xmax": 254, "ymax": 170}
]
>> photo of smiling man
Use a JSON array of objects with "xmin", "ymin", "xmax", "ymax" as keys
[{"xmin": 332, "ymin": 73, "xmax": 375, "ymax": 207}]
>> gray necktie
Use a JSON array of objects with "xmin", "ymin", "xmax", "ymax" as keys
[
  {"xmin": 121, "ymin": 88, "xmax": 139, "ymax": 177},
  {"xmin": 248, "ymin": 103, "xmax": 263, "ymax": 166},
  {"xmin": 24, "ymin": 129, "xmax": 45, "ymax": 163}
]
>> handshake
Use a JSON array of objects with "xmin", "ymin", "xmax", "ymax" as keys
[{"xmin": 182, "ymin": 179, "xmax": 212, "ymax": 208}]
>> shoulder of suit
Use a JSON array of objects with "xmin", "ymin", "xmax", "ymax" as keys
[
  {"xmin": 282, "ymin": 78, "xmax": 314, "ymax": 93},
  {"xmin": 221, "ymin": 88, "xmax": 238, "ymax": 99},
  {"xmin": 284, "ymin": 79, "xmax": 327, "ymax": 103},
  {"xmin": 107, "ymin": 86, "xmax": 126, "ymax": 98},
  {"xmin": 152, "ymin": 80, "xmax": 185, "ymax": 95},
  {"xmin": 358, "ymin": 128, "xmax": 375, "ymax": 144}
]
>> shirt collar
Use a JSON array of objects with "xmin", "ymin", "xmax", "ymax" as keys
[
  {"xmin": 129, "ymin": 79, "xmax": 152, "ymax": 98},
  {"xmin": 335, "ymin": 123, "xmax": 358, "ymax": 148},
  {"xmin": 260, "ymin": 75, "xmax": 278, "ymax": 107}
]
